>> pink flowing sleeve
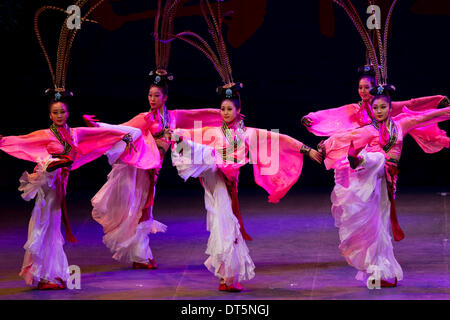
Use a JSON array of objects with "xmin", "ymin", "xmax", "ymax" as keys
[
  {"xmin": 407, "ymin": 125, "xmax": 449, "ymax": 153},
  {"xmin": 303, "ymin": 103, "xmax": 362, "ymax": 136},
  {"xmin": 70, "ymin": 127, "xmax": 126, "ymax": 170},
  {"xmin": 391, "ymin": 95, "xmax": 446, "ymax": 116},
  {"xmin": 118, "ymin": 134, "xmax": 161, "ymax": 169},
  {"xmin": 115, "ymin": 113, "xmax": 161, "ymax": 169},
  {"xmin": 172, "ymin": 108, "xmax": 223, "ymax": 129},
  {"xmin": 120, "ymin": 113, "xmax": 150, "ymax": 131},
  {"xmin": 323, "ymin": 125, "xmax": 380, "ymax": 170},
  {"xmin": 247, "ymin": 128, "xmax": 304, "ymax": 203},
  {"xmin": 396, "ymin": 106, "xmax": 450, "ymax": 149},
  {"xmin": 0, "ymin": 129, "xmax": 53, "ymax": 162},
  {"xmin": 392, "ymin": 96, "xmax": 449, "ymax": 153}
]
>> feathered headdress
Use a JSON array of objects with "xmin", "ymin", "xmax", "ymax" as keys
[
  {"xmin": 333, "ymin": 0, "xmax": 398, "ymax": 87},
  {"xmin": 150, "ymin": 0, "xmax": 185, "ymax": 87},
  {"xmin": 35, "ymin": 0, "xmax": 105, "ymax": 101},
  {"xmin": 167, "ymin": 0, "xmax": 242, "ymax": 100}
]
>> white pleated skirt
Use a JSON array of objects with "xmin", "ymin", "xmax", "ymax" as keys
[
  {"xmin": 331, "ymin": 150, "xmax": 403, "ymax": 282},
  {"xmin": 92, "ymin": 162, "xmax": 167, "ymax": 264},
  {"xmin": 18, "ymin": 157, "xmax": 70, "ymax": 286},
  {"xmin": 172, "ymin": 140, "xmax": 255, "ymax": 284}
]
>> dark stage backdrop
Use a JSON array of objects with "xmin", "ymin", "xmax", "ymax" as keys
[{"xmin": 0, "ymin": 0, "xmax": 449, "ymax": 196}]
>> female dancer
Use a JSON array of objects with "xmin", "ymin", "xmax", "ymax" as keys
[
  {"xmin": 85, "ymin": 0, "xmax": 224, "ymax": 270},
  {"xmin": 171, "ymin": 89, "xmax": 322, "ymax": 291},
  {"xmin": 321, "ymin": 84, "xmax": 450, "ymax": 287},
  {"xmin": 301, "ymin": 0, "xmax": 449, "ymax": 154},
  {"xmin": 168, "ymin": 0, "xmax": 322, "ymax": 291},
  {"xmin": 0, "ymin": 0, "xmax": 138, "ymax": 290},
  {"xmin": 0, "ymin": 95, "xmax": 131, "ymax": 290}
]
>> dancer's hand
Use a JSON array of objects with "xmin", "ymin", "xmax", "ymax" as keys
[
  {"xmin": 301, "ymin": 116, "xmax": 313, "ymax": 127},
  {"xmin": 309, "ymin": 149, "xmax": 323, "ymax": 164},
  {"xmin": 122, "ymin": 134, "xmax": 136, "ymax": 154},
  {"xmin": 123, "ymin": 134, "xmax": 137, "ymax": 154},
  {"xmin": 163, "ymin": 128, "xmax": 173, "ymax": 141},
  {"xmin": 83, "ymin": 115, "xmax": 100, "ymax": 127},
  {"xmin": 444, "ymin": 107, "xmax": 450, "ymax": 116},
  {"xmin": 124, "ymin": 142, "xmax": 137, "ymax": 154},
  {"xmin": 317, "ymin": 140, "xmax": 326, "ymax": 155},
  {"xmin": 438, "ymin": 96, "xmax": 449, "ymax": 108}
]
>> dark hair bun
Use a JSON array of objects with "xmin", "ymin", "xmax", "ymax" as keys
[
  {"xmin": 45, "ymin": 88, "xmax": 73, "ymax": 102},
  {"xmin": 216, "ymin": 82, "xmax": 243, "ymax": 99},
  {"xmin": 369, "ymin": 84, "xmax": 396, "ymax": 97},
  {"xmin": 149, "ymin": 69, "xmax": 173, "ymax": 87},
  {"xmin": 358, "ymin": 65, "xmax": 376, "ymax": 78}
]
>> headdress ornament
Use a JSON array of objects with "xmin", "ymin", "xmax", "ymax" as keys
[
  {"xmin": 149, "ymin": 0, "xmax": 184, "ymax": 87},
  {"xmin": 35, "ymin": 0, "xmax": 105, "ymax": 101},
  {"xmin": 165, "ymin": 0, "xmax": 242, "ymax": 101},
  {"xmin": 333, "ymin": 0, "xmax": 398, "ymax": 86}
]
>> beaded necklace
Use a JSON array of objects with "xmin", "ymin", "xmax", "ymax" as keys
[
  {"xmin": 49, "ymin": 123, "xmax": 72, "ymax": 155},
  {"xmin": 371, "ymin": 118, "xmax": 398, "ymax": 153},
  {"xmin": 220, "ymin": 118, "xmax": 245, "ymax": 162}
]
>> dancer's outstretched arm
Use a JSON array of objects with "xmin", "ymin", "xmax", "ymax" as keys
[{"xmin": 399, "ymin": 106, "xmax": 450, "ymax": 134}]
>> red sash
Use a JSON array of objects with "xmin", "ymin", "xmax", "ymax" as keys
[
  {"xmin": 221, "ymin": 173, "xmax": 252, "ymax": 241},
  {"xmin": 58, "ymin": 168, "xmax": 77, "ymax": 243},
  {"xmin": 139, "ymin": 169, "xmax": 158, "ymax": 223},
  {"xmin": 385, "ymin": 163, "xmax": 405, "ymax": 241}
]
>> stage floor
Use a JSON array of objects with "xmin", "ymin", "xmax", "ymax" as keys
[{"xmin": 0, "ymin": 187, "xmax": 449, "ymax": 300}]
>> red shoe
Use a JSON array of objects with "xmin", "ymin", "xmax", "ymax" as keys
[
  {"xmin": 380, "ymin": 277, "xmax": 398, "ymax": 288},
  {"xmin": 55, "ymin": 277, "xmax": 67, "ymax": 289},
  {"xmin": 148, "ymin": 259, "xmax": 158, "ymax": 269},
  {"xmin": 132, "ymin": 259, "xmax": 158, "ymax": 269},
  {"xmin": 37, "ymin": 280, "xmax": 65, "ymax": 290},
  {"xmin": 219, "ymin": 282, "xmax": 243, "ymax": 292}
]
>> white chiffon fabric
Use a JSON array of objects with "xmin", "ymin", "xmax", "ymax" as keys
[
  {"xmin": 92, "ymin": 162, "xmax": 167, "ymax": 264},
  {"xmin": 172, "ymin": 140, "xmax": 255, "ymax": 284},
  {"xmin": 18, "ymin": 156, "xmax": 70, "ymax": 286},
  {"xmin": 330, "ymin": 150, "xmax": 403, "ymax": 282},
  {"xmin": 97, "ymin": 123, "xmax": 142, "ymax": 165}
]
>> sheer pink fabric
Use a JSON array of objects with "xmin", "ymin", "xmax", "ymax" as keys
[
  {"xmin": 323, "ymin": 106, "xmax": 450, "ymax": 169},
  {"xmin": 305, "ymin": 95, "xmax": 449, "ymax": 153},
  {"xmin": 247, "ymin": 128, "xmax": 304, "ymax": 203},
  {"xmin": 117, "ymin": 108, "xmax": 223, "ymax": 169},
  {"xmin": 176, "ymin": 125, "xmax": 305, "ymax": 203},
  {"xmin": 0, "ymin": 127, "xmax": 126, "ymax": 170},
  {"xmin": 305, "ymin": 103, "xmax": 370, "ymax": 136}
]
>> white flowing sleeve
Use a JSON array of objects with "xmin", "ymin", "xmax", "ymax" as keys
[
  {"xmin": 97, "ymin": 122, "xmax": 143, "ymax": 165},
  {"xmin": 171, "ymin": 138, "xmax": 217, "ymax": 181}
]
